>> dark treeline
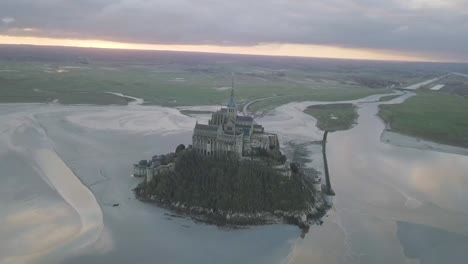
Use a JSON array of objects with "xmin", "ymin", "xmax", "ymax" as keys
[{"xmin": 139, "ymin": 149, "xmax": 314, "ymax": 213}]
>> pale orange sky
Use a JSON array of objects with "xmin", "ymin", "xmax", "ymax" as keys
[{"xmin": 0, "ymin": 34, "xmax": 442, "ymax": 62}]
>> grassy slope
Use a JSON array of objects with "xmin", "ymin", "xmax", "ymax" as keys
[
  {"xmin": 304, "ymin": 103, "xmax": 358, "ymax": 131},
  {"xmin": 379, "ymin": 92, "xmax": 468, "ymax": 148}
]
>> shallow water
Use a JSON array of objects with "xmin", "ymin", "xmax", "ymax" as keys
[
  {"xmin": 1, "ymin": 95, "xmax": 468, "ymax": 264},
  {"xmin": 0, "ymin": 104, "xmax": 298, "ymax": 264},
  {"xmin": 325, "ymin": 103, "xmax": 468, "ymax": 264},
  {"xmin": 259, "ymin": 97, "xmax": 468, "ymax": 264}
]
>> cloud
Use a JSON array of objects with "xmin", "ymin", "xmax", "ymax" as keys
[
  {"xmin": 2, "ymin": 17, "xmax": 15, "ymax": 24},
  {"xmin": 392, "ymin": 25, "xmax": 410, "ymax": 33},
  {"xmin": 0, "ymin": 0, "xmax": 467, "ymax": 60},
  {"xmin": 397, "ymin": 0, "xmax": 460, "ymax": 9}
]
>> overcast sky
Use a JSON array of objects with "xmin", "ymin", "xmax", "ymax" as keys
[{"xmin": 0, "ymin": 0, "xmax": 467, "ymax": 61}]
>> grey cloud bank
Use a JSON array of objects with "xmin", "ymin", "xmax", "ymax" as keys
[{"xmin": 0, "ymin": 0, "xmax": 467, "ymax": 60}]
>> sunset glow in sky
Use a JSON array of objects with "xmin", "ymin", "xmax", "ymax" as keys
[
  {"xmin": 1, "ymin": 0, "xmax": 466, "ymax": 62},
  {"xmin": 0, "ymin": 35, "xmax": 436, "ymax": 62}
]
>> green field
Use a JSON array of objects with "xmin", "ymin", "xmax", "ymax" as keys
[
  {"xmin": 304, "ymin": 103, "xmax": 358, "ymax": 131},
  {"xmin": 0, "ymin": 60, "xmax": 416, "ymax": 107},
  {"xmin": 379, "ymin": 92, "xmax": 468, "ymax": 148}
]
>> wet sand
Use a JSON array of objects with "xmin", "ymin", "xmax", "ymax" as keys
[
  {"xmin": 257, "ymin": 92, "xmax": 468, "ymax": 264},
  {"xmin": 1, "ymin": 90, "xmax": 468, "ymax": 264},
  {"xmin": 0, "ymin": 107, "xmax": 103, "ymax": 264},
  {"xmin": 0, "ymin": 103, "xmax": 298, "ymax": 264}
]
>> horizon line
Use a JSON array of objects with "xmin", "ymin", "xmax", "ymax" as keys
[{"xmin": 0, "ymin": 35, "xmax": 462, "ymax": 64}]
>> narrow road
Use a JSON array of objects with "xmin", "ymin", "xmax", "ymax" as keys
[
  {"xmin": 402, "ymin": 74, "xmax": 450, "ymax": 90},
  {"xmin": 242, "ymin": 95, "xmax": 303, "ymax": 116},
  {"xmin": 452, "ymin": 72, "xmax": 468, "ymax": 79},
  {"xmin": 244, "ymin": 73, "xmax": 458, "ymax": 117},
  {"xmin": 105, "ymin": 92, "xmax": 144, "ymax": 105},
  {"xmin": 402, "ymin": 72, "xmax": 468, "ymax": 90},
  {"xmin": 242, "ymin": 96, "xmax": 278, "ymax": 116}
]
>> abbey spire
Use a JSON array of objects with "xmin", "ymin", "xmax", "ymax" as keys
[{"xmin": 227, "ymin": 73, "xmax": 237, "ymax": 118}]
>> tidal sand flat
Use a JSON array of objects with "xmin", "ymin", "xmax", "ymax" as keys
[
  {"xmin": 0, "ymin": 103, "xmax": 299, "ymax": 264},
  {"xmin": 1, "ymin": 88, "xmax": 468, "ymax": 264},
  {"xmin": 0, "ymin": 106, "xmax": 103, "ymax": 264}
]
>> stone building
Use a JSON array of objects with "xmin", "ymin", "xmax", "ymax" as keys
[
  {"xmin": 192, "ymin": 86, "xmax": 279, "ymax": 157},
  {"xmin": 133, "ymin": 157, "xmax": 175, "ymax": 183},
  {"xmin": 133, "ymin": 160, "xmax": 148, "ymax": 177},
  {"xmin": 145, "ymin": 163, "xmax": 174, "ymax": 183}
]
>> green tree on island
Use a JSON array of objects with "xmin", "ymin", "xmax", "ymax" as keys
[{"xmin": 137, "ymin": 149, "xmax": 316, "ymax": 213}]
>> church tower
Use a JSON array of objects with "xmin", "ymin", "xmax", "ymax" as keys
[{"xmin": 227, "ymin": 74, "xmax": 237, "ymax": 119}]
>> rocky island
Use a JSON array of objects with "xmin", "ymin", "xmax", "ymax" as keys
[{"xmin": 133, "ymin": 87, "xmax": 334, "ymax": 231}]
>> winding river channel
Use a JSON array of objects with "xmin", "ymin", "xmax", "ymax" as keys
[
  {"xmin": 1, "ymin": 90, "xmax": 467, "ymax": 264},
  {"xmin": 258, "ymin": 92, "xmax": 468, "ymax": 264}
]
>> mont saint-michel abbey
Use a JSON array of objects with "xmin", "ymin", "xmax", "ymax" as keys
[{"xmin": 192, "ymin": 87, "xmax": 279, "ymax": 157}]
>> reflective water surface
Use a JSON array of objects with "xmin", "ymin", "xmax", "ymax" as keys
[
  {"xmin": 0, "ymin": 104, "xmax": 297, "ymax": 264},
  {"xmin": 290, "ymin": 102, "xmax": 468, "ymax": 264},
  {"xmin": 1, "ymin": 98, "xmax": 467, "ymax": 264}
]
